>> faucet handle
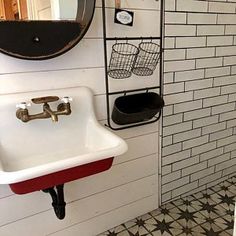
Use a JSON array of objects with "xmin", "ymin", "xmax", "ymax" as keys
[
  {"xmin": 61, "ymin": 97, "xmax": 73, "ymax": 104},
  {"xmin": 16, "ymin": 102, "xmax": 31, "ymax": 109}
]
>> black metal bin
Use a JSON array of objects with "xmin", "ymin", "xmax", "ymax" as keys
[{"xmin": 112, "ymin": 92, "xmax": 164, "ymax": 125}]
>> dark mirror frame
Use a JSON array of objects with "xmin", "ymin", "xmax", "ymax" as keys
[{"xmin": 0, "ymin": 0, "xmax": 96, "ymax": 60}]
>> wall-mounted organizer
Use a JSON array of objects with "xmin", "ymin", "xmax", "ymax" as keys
[{"xmin": 102, "ymin": 0, "xmax": 164, "ymax": 130}]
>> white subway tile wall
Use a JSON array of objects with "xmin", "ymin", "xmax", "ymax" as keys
[{"xmin": 163, "ymin": 0, "xmax": 236, "ymax": 203}]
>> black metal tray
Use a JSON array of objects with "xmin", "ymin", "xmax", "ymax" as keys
[{"xmin": 112, "ymin": 92, "xmax": 164, "ymax": 125}]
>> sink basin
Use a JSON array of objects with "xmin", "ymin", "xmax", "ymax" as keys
[{"xmin": 0, "ymin": 87, "xmax": 127, "ymax": 194}]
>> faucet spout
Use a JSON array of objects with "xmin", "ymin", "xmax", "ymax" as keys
[{"xmin": 43, "ymin": 104, "xmax": 58, "ymax": 122}]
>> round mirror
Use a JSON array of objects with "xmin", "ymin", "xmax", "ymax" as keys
[{"xmin": 0, "ymin": 0, "xmax": 96, "ymax": 60}]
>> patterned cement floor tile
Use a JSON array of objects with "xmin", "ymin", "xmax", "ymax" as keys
[
  {"xmin": 144, "ymin": 212, "xmax": 183, "ymax": 235},
  {"xmin": 99, "ymin": 176, "xmax": 236, "ymax": 236}
]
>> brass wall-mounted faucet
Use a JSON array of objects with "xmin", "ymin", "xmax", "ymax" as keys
[{"xmin": 16, "ymin": 96, "xmax": 72, "ymax": 123}]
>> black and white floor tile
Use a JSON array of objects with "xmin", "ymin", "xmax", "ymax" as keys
[{"xmin": 98, "ymin": 177, "xmax": 236, "ymax": 236}]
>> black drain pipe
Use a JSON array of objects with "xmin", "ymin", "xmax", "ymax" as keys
[{"xmin": 42, "ymin": 184, "xmax": 66, "ymax": 220}]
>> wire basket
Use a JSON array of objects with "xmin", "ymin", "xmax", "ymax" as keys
[
  {"xmin": 108, "ymin": 43, "xmax": 139, "ymax": 79},
  {"xmin": 132, "ymin": 42, "xmax": 160, "ymax": 76}
]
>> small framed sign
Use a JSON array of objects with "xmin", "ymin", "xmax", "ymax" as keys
[{"xmin": 114, "ymin": 9, "xmax": 134, "ymax": 27}]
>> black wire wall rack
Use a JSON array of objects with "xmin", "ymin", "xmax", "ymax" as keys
[{"xmin": 102, "ymin": 0, "xmax": 164, "ymax": 130}]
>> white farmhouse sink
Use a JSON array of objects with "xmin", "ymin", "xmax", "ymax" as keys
[{"xmin": 0, "ymin": 87, "xmax": 127, "ymax": 193}]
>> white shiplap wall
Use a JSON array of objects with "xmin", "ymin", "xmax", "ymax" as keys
[{"xmin": 0, "ymin": 1, "xmax": 161, "ymax": 236}]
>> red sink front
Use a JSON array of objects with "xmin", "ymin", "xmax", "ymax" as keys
[{"xmin": 10, "ymin": 157, "xmax": 114, "ymax": 194}]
